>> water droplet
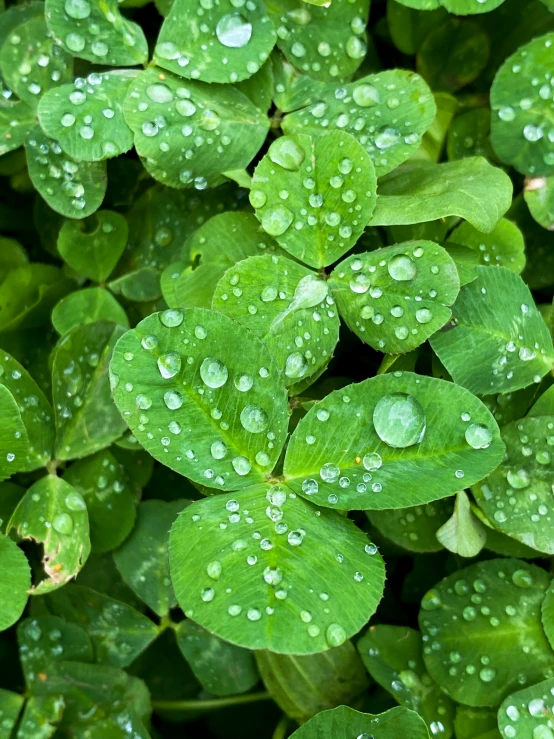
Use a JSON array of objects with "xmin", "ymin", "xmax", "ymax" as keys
[
  {"xmin": 232, "ymin": 456, "xmax": 251, "ymax": 475},
  {"xmin": 64, "ymin": 0, "xmax": 91, "ymax": 18},
  {"xmin": 421, "ymin": 589, "xmax": 442, "ymax": 611},
  {"xmin": 240, "ymin": 405, "xmax": 268, "ymax": 433},
  {"xmin": 302, "ymin": 478, "xmax": 319, "ymax": 495},
  {"xmin": 388, "ymin": 255, "xmax": 416, "ymax": 281},
  {"xmin": 512, "ymin": 569, "xmax": 533, "ymax": 588},
  {"xmin": 216, "ymin": 13, "xmax": 252, "ymax": 48},
  {"xmin": 65, "ymin": 492, "xmax": 86, "ymax": 511},
  {"xmin": 285, "ymin": 352, "xmax": 308, "ymax": 379},
  {"xmin": 164, "ymin": 390, "xmax": 183, "ymax": 410},
  {"xmin": 353, "ymin": 83, "xmax": 380, "ymax": 107},
  {"xmin": 373, "ymin": 393, "xmax": 426, "ymax": 448},
  {"xmin": 200, "ymin": 357, "xmax": 228, "ymax": 388},
  {"xmin": 363, "ymin": 452, "xmax": 382, "ymax": 471},
  {"xmin": 320, "ymin": 463, "xmax": 340, "ymax": 483},
  {"xmin": 269, "ymin": 137, "xmax": 306, "ymax": 171},
  {"xmin": 465, "ymin": 423, "xmax": 492, "ymax": 449},
  {"xmin": 234, "ymin": 374, "xmax": 253, "ymax": 392},
  {"xmin": 52, "ymin": 512, "xmax": 73, "ymax": 535},
  {"xmin": 507, "ymin": 468, "xmax": 530, "ymax": 489},
  {"xmin": 262, "ymin": 206, "xmax": 293, "ymax": 236},
  {"xmin": 325, "ymin": 623, "xmax": 346, "ymax": 647},
  {"xmin": 146, "ymin": 83, "xmax": 174, "ymax": 104},
  {"xmin": 158, "ymin": 352, "xmax": 181, "ymax": 379},
  {"xmin": 207, "ymin": 561, "xmax": 221, "ymax": 580},
  {"xmin": 211, "ymin": 441, "xmax": 227, "ymax": 459}
]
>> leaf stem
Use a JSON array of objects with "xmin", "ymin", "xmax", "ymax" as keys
[
  {"xmin": 151, "ymin": 691, "xmax": 272, "ymax": 713},
  {"xmin": 272, "ymin": 715, "xmax": 291, "ymax": 739}
]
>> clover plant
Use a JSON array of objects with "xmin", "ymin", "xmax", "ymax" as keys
[{"xmin": 1, "ymin": 0, "xmax": 554, "ymax": 738}]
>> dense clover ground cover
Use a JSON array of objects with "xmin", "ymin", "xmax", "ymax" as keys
[{"xmin": 2, "ymin": 0, "xmax": 554, "ymax": 737}]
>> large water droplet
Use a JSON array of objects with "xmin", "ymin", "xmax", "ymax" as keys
[
  {"xmin": 388, "ymin": 255, "xmax": 416, "ymax": 281},
  {"xmin": 216, "ymin": 13, "xmax": 252, "ymax": 48},
  {"xmin": 507, "ymin": 468, "xmax": 530, "ymax": 489},
  {"xmin": 262, "ymin": 206, "xmax": 293, "ymax": 236},
  {"xmin": 465, "ymin": 423, "xmax": 492, "ymax": 449},
  {"xmin": 353, "ymin": 83, "xmax": 380, "ymax": 107},
  {"xmin": 285, "ymin": 352, "xmax": 308, "ymax": 379},
  {"xmin": 158, "ymin": 352, "xmax": 182, "ymax": 379},
  {"xmin": 200, "ymin": 357, "xmax": 228, "ymax": 388},
  {"xmin": 373, "ymin": 393, "xmax": 426, "ymax": 448},
  {"xmin": 240, "ymin": 404, "xmax": 268, "ymax": 433},
  {"xmin": 325, "ymin": 623, "xmax": 346, "ymax": 647},
  {"xmin": 268, "ymin": 137, "xmax": 306, "ymax": 171},
  {"xmin": 52, "ymin": 512, "xmax": 74, "ymax": 535},
  {"xmin": 65, "ymin": 492, "xmax": 86, "ymax": 511},
  {"xmin": 64, "ymin": 0, "xmax": 91, "ymax": 19}
]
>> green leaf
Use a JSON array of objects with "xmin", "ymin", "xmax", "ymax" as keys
[
  {"xmin": 16, "ymin": 695, "xmax": 64, "ymax": 739},
  {"xmin": 169, "ymin": 483, "xmax": 385, "ymax": 654},
  {"xmin": 367, "ymin": 499, "xmax": 452, "ymax": 553},
  {"xmin": 38, "ymin": 72, "xmax": 136, "ymax": 163},
  {"xmin": 490, "ymin": 32, "xmax": 554, "ymax": 177},
  {"xmin": 357, "ymin": 624, "xmax": 455, "ymax": 738},
  {"xmin": 370, "ymin": 158, "xmax": 513, "ymax": 233},
  {"xmin": 435, "ymin": 490, "xmax": 487, "ymax": 557},
  {"xmin": 18, "ymin": 615, "xmax": 93, "ymax": 687},
  {"xmin": 213, "ymin": 254, "xmax": 339, "ymax": 388},
  {"xmin": 63, "ymin": 450, "xmax": 136, "ymax": 553},
  {"xmin": 114, "ymin": 499, "xmax": 185, "ymax": 616},
  {"xmin": 282, "ymin": 70, "xmax": 437, "ymax": 178},
  {"xmin": 447, "ymin": 109, "xmax": 495, "ymax": 162},
  {"xmin": 0, "ymin": 263, "xmax": 73, "ymax": 333},
  {"xmin": 413, "ymin": 92, "xmax": 459, "ymax": 163},
  {"xmin": 33, "ymin": 662, "xmax": 150, "ymax": 739},
  {"xmin": 288, "ymin": 705, "xmax": 431, "ymax": 739},
  {"xmin": 52, "ymin": 288, "xmax": 129, "ymax": 336},
  {"xmin": 162, "ymin": 212, "xmax": 280, "ymax": 310},
  {"xmin": 44, "ymin": 584, "xmax": 158, "ymax": 667},
  {"xmin": 329, "ymin": 241, "xmax": 460, "ymax": 354},
  {"xmin": 441, "ymin": 0, "xmax": 506, "ymax": 14},
  {"xmin": 52, "ymin": 321, "xmax": 127, "ymax": 460},
  {"xmin": 0, "ymin": 99, "xmax": 35, "ymax": 156},
  {"xmin": 45, "ymin": 0, "xmax": 148, "ymax": 66},
  {"xmin": 123, "ymin": 67, "xmax": 269, "ymax": 190},
  {"xmin": 0, "ymin": 689, "xmax": 24, "ymax": 739},
  {"xmin": 542, "ymin": 578, "xmax": 554, "ymax": 652},
  {"xmin": 510, "ymin": 194, "xmax": 554, "ymax": 291},
  {"xmin": 0, "ymin": 236, "xmax": 28, "ymax": 280},
  {"xmin": 524, "ymin": 175, "xmax": 554, "ymax": 230},
  {"xmin": 389, "ymin": 0, "xmax": 440, "ymax": 7},
  {"xmin": 25, "ymin": 127, "xmax": 107, "ymax": 219},
  {"xmin": 0, "ymin": 350, "xmax": 54, "ymax": 471},
  {"xmin": 250, "ymin": 131, "xmax": 376, "ymax": 268},
  {"xmin": 444, "ymin": 245, "xmax": 479, "ymax": 287},
  {"xmin": 109, "ymin": 268, "xmax": 163, "ymax": 303},
  {"xmin": 447, "ymin": 218, "xmax": 525, "ymax": 274},
  {"xmin": 176, "ymin": 619, "xmax": 259, "ymax": 696},
  {"xmin": 472, "ymin": 412, "xmax": 554, "ymax": 554},
  {"xmin": 419, "ymin": 558, "xmax": 554, "ymax": 707},
  {"xmin": 283, "ymin": 371, "xmax": 504, "ymax": 511},
  {"xmin": 0, "ymin": 535, "xmax": 30, "ymax": 631},
  {"xmin": 430, "ymin": 266, "xmax": 554, "ymax": 395},
  {"xmin": 8, "ymin": 475, "xmax": 91, "ymax": 593},
  {"xmin": 498, "ymin": 677, "xmax": 554, "ymax": 739},
  {"xmin": 267, "ymin": 0, "xmax": 370, "ymax": 82},
  {"xmin": 110, "ymin": 307, "xmax": 289, "ymax": 491},
  {"xmin": 57, "ymin": 210, "xmax": 128, "ymax": 283},
  {"xmin": 417, "ymin": 19, "xmax": 490, "ymax": 92},
  {"xmin": 271, "ymin": 52, "xmax": 331, "ymax": 114},
  {"xmin": 0, "ymin": 15, "xmax": 73, "ymax": 110},
  {"xmin": 154, "ymin": 0, "xmax": 276, "ymax": 84},
  {"xmin": 0, "ymin": 384, "xmax": 30, "ymax": 481},
  {"xmin": 255, "ymin": 641, "xmax": 369, "ymax": 723}
]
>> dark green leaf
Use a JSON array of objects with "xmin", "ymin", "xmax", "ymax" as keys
[
  {"xmin": 447, "ymin": 109, "xmax": 495, "ymax": 162},
  {"xmin": 255, "ymin": 641, "xmax": 369, "ymax": 723},
  {"xmin": 51, "ymin": 288, "xmax": 129, "ymax": 336},
  {"xmin": 113, "ymin": 499, "xmax": 186, "ymax": 616},
  {"xmin": 498, "ymin": 677, "xmax": 554, "ymax": 739},
  {"xmin": 16, "ymin": 695, "xmax": 64, "ymax": 739},
  {"xmin": 52, "ymin": 321, "xmax": 127, "ymax": 460},
  {"xmin": 169, "ymin": 483, "xmax": 385, "ymax": 653},
  {"xmin": 176, "ymin": 619, "xmax": 258, "ymax": 696},
  {"xmin": 368, "ymin": 499, "xmax": 452, "ymax": 553},
  {"xmin": 419, "ymin": 558, "xmax": 554, "ymax": 706},
  {"xmin": 0, "ymin": 689, "xmax": 24, "ymax": 738}
]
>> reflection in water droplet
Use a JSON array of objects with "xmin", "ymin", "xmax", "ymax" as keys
[
  {"xmin": 388, "ymin": 255, "xmax": 416, "ymax": 281},
  {"xmin": 285, "ymin": 352, "xmax": 308, "ymax": 379},
  {"xmin": 353, "ymin": 83, "xmax": 380, "ymax": 107},
  {"xmin": 158, "ymin": 352, "xmax": 182, "ymax": 379},
  {"xmin": 52, "ymin": 512, "xmax": 74, "ymax": 535},
  {"xmin": 465, "ymin": 423, "xmax": 492, "ymax": 449},
  {"xmin": 262, "ymin": 206, "xmax": 294, "ymax": 236},
  {"xmin": 216, "ymin": 13, "xmax": 252, "ymax": 48},
  {"xmin": 200, "ymin": 357, "xmax": 228, "ymax": 388},
  {"xmin": 269, "ymin": 137, "xmax": 306, "ymax": 171},
  {"xmin": 325, "ymin": 623, "xmax": 346, "ymax": 647},
  {"xmin": 373, "ymin": 393, "xmax": 426, "ymax": 448},
  {"xmin": 240, "ymin": 405, "xmax": 268, "ymax": 433}
]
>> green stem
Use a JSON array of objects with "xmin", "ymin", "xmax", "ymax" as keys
[
  {"xmin": 272, "ymin": 715, "xmax": 290, "ymax": 739},
  {"xmin": 151, "ymin": 691, "xmax": 272, "ymax": 713}
]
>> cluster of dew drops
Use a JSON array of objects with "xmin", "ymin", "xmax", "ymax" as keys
[
  {"xmin": 55, "ymin": 73, "xmax": 122, "ymax": 158},
  {"xmin": 421, "ymin": 567, "xmax": 546, "ymax": 692},
  {"xmin": 156, "ymin": 0, "xmax": 272, "ymax": 82},
  {"xmin": 496, "ymin": 37, "xmax": 554, "ymax": 171},
  {"xmin": 292, "ymin": 74, "xmax": 430, "ymax": 171},
  {"xmin": 5, "ymin": 27, "xmax": 67, "ymax": 100},
  {"xmin": 119, "ymin": 308, "xmax": 278, "ymax": 484},
  {"xmin": 339, "ymin": 246, "xmax": 443, "ymax": 348},
  {"xmin": 300, "ymin": 380, "xmax": 493, "ymax": 506},
  {"xmin": 187, "ymin": 483, "xmax": 380, "ymax": 647},
  {"xmin": 26, "ymin": 135, "xmax": 90, "ymax": 211},
  {"xmin": 250, "ymin": 137, "xmax": 369, "ymax": 249},
  {"xmin": 61, "ymin": 0, "xmax": 138, "ymax": 59}
]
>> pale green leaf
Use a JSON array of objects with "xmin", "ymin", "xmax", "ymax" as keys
[
  {"xmin": 0, "ymin": 385, "xmax": 30, "ymax": 482},
  {"xmin": 45, "ymin": 0, "xmax": 148, "ymax": 66},
  {"xmin": 154, "ymin": 0, "xmax": 276, "ymax": 84},
  {"xmin": 169, "ymin": 483, "xmax": 385, "ymax": 654},
  {"xmin": 435, "ymin": 490, "xmax": 487, "ymax": 557},
  {"xmin": 446, "ymin": 218, "xmax": 525, "ymax": 274},
  {"xmin": 288, "ymin": 705, "xmax": 431, "ymax": 739},
  {"xmin": 370, "ymin": 158, "xmax": 513, "ymax": 233},
  {"xmin": 330, "ymin": 241, "xmax": 460, "ymax": 354},
  {"xmin": 430, "ymin": 267, "xmax": 554, "ymax": 395},
  {"xmin": 0, "ymin": 99, "xmax": 35, "ymax": 157},
  {"xmin": 110, "ymin": 308, "xmax": 289, "ymax": 491},
  {"xmin": 283, "ymin": 371, "xmax": 504, "ymax": 511},
  {"xmin": 0, "ymin": 264, "xmax": 72, "ymax": 333},
  {"xmin": 213, "ymin": 254, "xmax": 339, "ymax": 388},
  {"xmin": 123, "ymin": 67, "xmax": 269, "ymax": 189},
  {"xmin": 8, "ymin": 475, "xmax": 90, "ymax": 594},
  {"xmin": 250, "ymin": 131, "xmax": 376, "ymax": 267},
  {"xmin": 282, "ymin": 70, "xmax": 437, "ymax": 177},
  {"xmin": 419, "ymin": 558, "xmax": 554, "ymax": 707},
  {"xmin": 524, "ymin": 175, "xmax": 554, "ymax": 230},
  {"xmin": 38, "ymin": 72, "xmax": 136, "ymax": 162}
]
